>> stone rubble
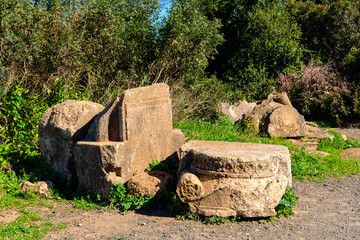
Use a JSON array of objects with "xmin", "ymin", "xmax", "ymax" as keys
[{"xmin": 244, "ymin": 93, "xmax": 307, "ymax": 138}]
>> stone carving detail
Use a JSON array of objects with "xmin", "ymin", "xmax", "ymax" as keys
[{"xmin": 177, "ymin": 140, "xmax": 292, "ymax": 218}]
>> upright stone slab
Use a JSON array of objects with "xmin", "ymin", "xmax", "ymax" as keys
[
  {"xmin": 177, "ymin": 140, "xmax": 291, "ymax": 218},
  {"xmin": 75, "ymin": 83, "xmax": 185, "ymax": 196}
]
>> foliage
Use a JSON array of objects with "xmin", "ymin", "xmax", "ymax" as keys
[
  {"xmin": 285, "ymin": 0, "xmax": 360, "ymax": 65},
  {"xmin": 145, "ymin": 159, "xmax": 162, "ymax": 172},
  {"xmin": 145, "ymin": 156, "xmax": 179, "ymax": 176},
  {"xmin": 109, "ymin": 183, "xmax": 152, "ymax": 213},
  {"xmin": 0, "ymin": 0, "xmax": 223, "ymax": 108},
  {"xmin": 0, "ymin": 84, "xmax": 45, "ymax": 150},
  {"xmin": 275, "ymin": 188, "xmax": 298, "ymax": 217},
  {"xmin": 72, "ymin": 192, "xmax": 103, "ymax": 211},
  {"xmin": 202, "ymin": 0, "xmax": 303, "ymax": 100}
]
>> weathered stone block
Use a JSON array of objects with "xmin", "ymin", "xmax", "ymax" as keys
[
  {"xmin": 245, "ymin": 93, "xmax": 307, "ymax": 138},
  {"xmin": 38, "ymin": 100, "xmax": 104, "ymax": 188},
  {"xmin": 75, "ymin": 83, "xmax": 185, "ymax": 196},
  {"xmin": 219, "ymin": 101, "xmax": 256, "ymax": 123},
  {"xmin": 177, "ymin": 140, "xmax": 291, "ymax": 218},
  {"xmin": 127, "ymin": 171, "xmax": 176, "ymax": 197},
  {"xmin": 268, "ymin": 105, "xmax": 307, "ymax": 138}
]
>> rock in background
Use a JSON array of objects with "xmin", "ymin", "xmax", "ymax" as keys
[
  {"xmin": 241, "ymin": 93, "xmax": 307, "ymax": 138},
  {"xmin": 219, "ymin": 101, "xmax": 256, "ymax": 123}
]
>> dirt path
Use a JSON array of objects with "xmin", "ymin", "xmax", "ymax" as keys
[{"xmin": 39, "ymin": 175, "xmax": 360, "ymax": 240}]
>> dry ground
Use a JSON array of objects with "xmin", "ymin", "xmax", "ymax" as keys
[{"xmin": 26, "ymin": 175, "xmax": 359, "ymax": 240}]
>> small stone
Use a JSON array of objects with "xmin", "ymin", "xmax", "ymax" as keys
[
  {"xmin": 127, "ymin": 171, "xmax": 176, "ymax": 197},
  {"xmin": 340, "ymin": 148, "xmax": 360, "ymax": 161},
  {"xmin": 19, "ymin": 180, "xmax": 54, "ymax": 197}
]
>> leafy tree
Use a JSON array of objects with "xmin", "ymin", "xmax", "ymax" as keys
[
  {"xmin": 147, "ymin": 0, "xmax": 223, "ymax": 86},
  {"xmin": 201, "ymin": 0, "xmax": 304, "ymax": 100},
  {"xmin": 0, "ymin": 0, "xmax": 223, "ymax": 104},
  {"xmin": 286, "ymin": 0, "xmax": 360, "ymax": 65}
]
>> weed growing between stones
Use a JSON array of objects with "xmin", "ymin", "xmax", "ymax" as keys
[
  {"xmin": 275, "ymin": 188, "xmax": 299, "ymax": 217},
  {"xmin": 109, "ymin": 183, "xmax": 152, "ymax": 214},
  {"xmin": 292, "ymin": 130, "xmax": 360, "ymax": 181}
]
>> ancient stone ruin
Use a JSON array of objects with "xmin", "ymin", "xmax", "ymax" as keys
[
  {"xmin": 221, "ymin": 92, "xmax": 307, "ymax": 138},
  {"xmin": 39, "ymin": 83, "xmax": 185, "ymax": 196},
  {"xmin": 39, "ymin": 83, "xmax": 292, "ymax": 218},
  {"xmin": 177, "ymin": 140, "xmax": 291, "ymax": 217},
  {"xmin": 39, "ymin": 100, "xmax": 105, "ymax": 188}
]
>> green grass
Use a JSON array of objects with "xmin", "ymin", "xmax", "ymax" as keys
[
  {"xmin": 175, "ymin": 115, "xmax": 299, "ymax": 152},
  {"xmin": 292, "ymin": 149, "xmax": 360, "ymax": 181},
  {"xmin": 177, "ymin": 116, "xmax": 360, "ymax": 181},
  {"xmin": 0, "ymin": 209, "xmax": 68, "ymax": 240},
  {"xmin": 291, "ymin": 130, "xmax": 360, "ymax": 181}
]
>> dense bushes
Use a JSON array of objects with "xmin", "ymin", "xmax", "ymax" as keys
[
  {"xmin": 199, "ymin": 0, "xmax": 360, "ymax": 123},
  {"xmin": 1, "ymin": 0, "xmax": 360, "ymax": 138},
  {"xmin": 0, "ymin": 0, "xmax": 223, "ymax": 113},
  {"xmin": 202, "ymin": 0, "xmax": 304, "ymax": 100},
  {"xmin": 278, "ymin": 61, "xmax": 351, "ymax": 123}
]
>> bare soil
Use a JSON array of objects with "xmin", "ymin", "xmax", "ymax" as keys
[{"xmin": 34, "ymin": 176, "xmax": 359, "ymax": 240}]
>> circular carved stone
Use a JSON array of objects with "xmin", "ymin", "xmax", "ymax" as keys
[
  {"xmin": 181, "ymin": 141, "xmax": 289, "ymax": 178},
  {"xmin": 177, "ymin": 140, "xmax": 292, "ymax": 218}
]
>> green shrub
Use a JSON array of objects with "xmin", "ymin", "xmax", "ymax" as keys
[
  {"xmin": 275, "ymin": 188, "xmax": 298, "ymax": 217},
  {"xmin": 109, "ymin": 183, "xmax": 152, "ymax": 213}
]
